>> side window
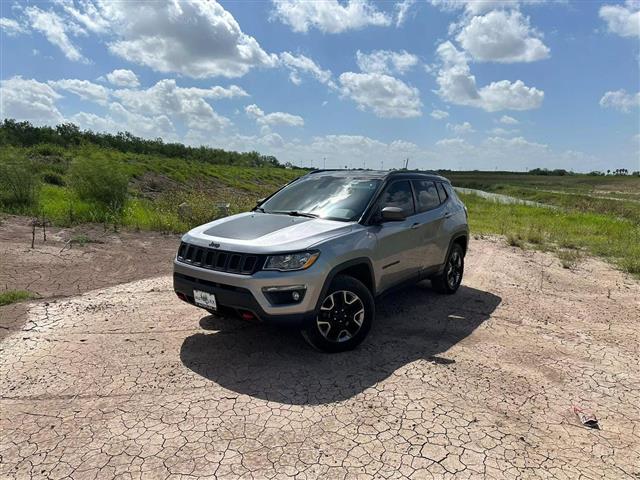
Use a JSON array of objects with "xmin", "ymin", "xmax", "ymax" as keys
[
  {"xmin": 436, "ymin": 182, "xmax": 448, "ymax": 203},
  {"xmin": 412, "ymin": 180, "xmax": 440, "ymax": 213},
  {"xmin": 379, "ymin": 180, "xmax": 415, "ymax": 216}
]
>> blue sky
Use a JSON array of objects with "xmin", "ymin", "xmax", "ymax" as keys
[{"xmin": 1, "ymin": 0, "xmax": 638, "ymax": 172}]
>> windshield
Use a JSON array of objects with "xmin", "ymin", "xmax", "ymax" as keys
[{"xmin": 260, "ymin": 175, "xmax": 381, "ymax": 221}]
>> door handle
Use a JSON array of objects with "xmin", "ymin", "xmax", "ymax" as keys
[
  {"xmin": 411, "ymin": 222, "xmax": 421, "ymax": 229},
  {"xmin": 443, "ymin": 212, "xmax": 453, "ymax": 219}
]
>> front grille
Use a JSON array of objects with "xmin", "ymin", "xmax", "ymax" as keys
[{"xmin": 177, "ymin": 242, "xmax": 263, "ymax": 275}]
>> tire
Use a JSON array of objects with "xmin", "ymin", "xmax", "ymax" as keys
[
  {"xmin": 301, "ymin": 275, "xmax": 375, "ymax": 353},
  {"xmin": 431, "ymin": 243, "xmax": 464, "ymax": 294}
]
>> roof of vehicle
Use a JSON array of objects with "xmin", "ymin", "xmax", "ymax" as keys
[{"xmin": 306, "ymin": 169, "xmax": 450, "ymax": 183}]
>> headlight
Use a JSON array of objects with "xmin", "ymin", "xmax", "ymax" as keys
[{"xmin": 263, "ymin": 251, "xmax": 320, "ymax": 271}]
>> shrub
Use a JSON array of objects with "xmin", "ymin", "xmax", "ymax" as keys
[
  {"xmin": 69, "ymin": 157, "xmax": 129, "ymax": 210},
  {"xmin": 0, "ymin": 157, "xmax": 40, "ymax": 208},
  {"xmin": 42, "ymin": 171, "xmax": 66, "ymax": 186}
]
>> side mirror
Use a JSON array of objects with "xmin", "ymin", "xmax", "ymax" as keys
[{"xmin": 381, "ymin": 206, "xmax": 406, "ymax": 221}]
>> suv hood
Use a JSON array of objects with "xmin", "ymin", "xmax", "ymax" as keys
[{"xmin": 183, "ymin": 212, "xmax": 356, "ymax": 253}]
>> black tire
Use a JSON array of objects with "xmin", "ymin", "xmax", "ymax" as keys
[
  {"xmin": 301, "ymin": 275, "xmax": 375, "ymax": 353},
  {"xmin": 431, "ymin": 243, "xmax": 465, "ymax": 294}
]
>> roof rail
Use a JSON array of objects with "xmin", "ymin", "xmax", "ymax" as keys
[{"xmin": 387, "ymin": 169, "xmax": 442, "ymax": 176}]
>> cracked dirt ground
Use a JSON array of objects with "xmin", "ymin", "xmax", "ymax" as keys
[{"xmin": 1, "ymin": 221, "xmax": 639, "ymax": 479}]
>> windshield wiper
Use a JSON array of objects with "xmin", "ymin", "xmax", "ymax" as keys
[
  {"xmin": 253, "ymin": 206, "xmax": 265, "ymax": 213},
  {"xmin": 271, "ymin": 210, "xmax": 318, "ymax": 218}
]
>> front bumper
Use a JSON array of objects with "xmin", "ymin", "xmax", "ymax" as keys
[{"xmin": 173, "ymin": 259, "xmax": 327, "ymax": 326}]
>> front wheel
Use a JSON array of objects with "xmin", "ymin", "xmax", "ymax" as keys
[
  {"xmin": 301, "ymin": 275, "xmax": 374, "ymax": 353},
  {"xmin": 431, "ymin": 243, "xmax": 464, "ymax": 294}
]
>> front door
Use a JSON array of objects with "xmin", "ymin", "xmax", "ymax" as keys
[{"xmin": 372, "ymin": 180, "xmax": 423, "ymax": 292}]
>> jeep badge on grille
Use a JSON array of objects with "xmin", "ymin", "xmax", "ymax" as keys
[{"xmin": 209, "ymin": 242, "xmax": 220, "ymax": 248}]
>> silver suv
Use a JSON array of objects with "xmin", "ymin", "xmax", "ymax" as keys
[{"xmin": 174, "ymin": 170, "xmax": 468, "ymax": 352}]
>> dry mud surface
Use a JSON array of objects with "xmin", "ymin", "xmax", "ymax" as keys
[{"xmin": 1, "ymin": 225, "xmax": 639, "ymax": 479}]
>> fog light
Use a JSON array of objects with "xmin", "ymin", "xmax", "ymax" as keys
[{"xmin": 262, "ymin": 285, "xmax": 307, "ymax": 305}]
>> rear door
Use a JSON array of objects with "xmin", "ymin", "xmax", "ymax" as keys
[
  {"xmin": 372, "ymin": 180, "xmax": 423, "ymax": 292},
  {"xmin": 411, "ymin": 179, "xmax": 449, "ymax": 270}
]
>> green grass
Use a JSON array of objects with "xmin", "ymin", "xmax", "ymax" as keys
[
  {"xmin": 0, "ymin": 144, "xmax": 305, "ymax": 233},
  {"xmin": 460, "ymin": 193, "xmax": 640, "ymax": 277},
  {"xmin": 0, "ymin": 290, "xmax": 36, "ymax": 306}
]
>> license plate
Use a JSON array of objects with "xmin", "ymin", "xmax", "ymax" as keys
[{"xmin": 193, "ymin": 290, "xmax": 217, "ymax": 310}]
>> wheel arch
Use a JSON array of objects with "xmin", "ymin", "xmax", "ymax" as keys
[{"xmin": 314, "ymin": 257, "xmax": 375, "ymax": 313}]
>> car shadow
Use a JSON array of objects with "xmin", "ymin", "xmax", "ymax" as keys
[{"xmin": 180, "ymin": 282, "xmax": 501, "ymax": 405}]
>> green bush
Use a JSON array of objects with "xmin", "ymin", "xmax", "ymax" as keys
[
  {"xmin": 69, "ymin": 157, "xmax": 129, "ymax": 210},
  {"xmin": 0, "ymin": 157, "xmax": 40, "ymax": 209},
  {"xmin": 42, "ymin": 171, "xmax": 66, "ymax": 186}
]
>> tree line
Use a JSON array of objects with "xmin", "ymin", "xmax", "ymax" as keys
[{"xmin": 0, "ymin": 119, "xmax": 283, "ymax": 168}]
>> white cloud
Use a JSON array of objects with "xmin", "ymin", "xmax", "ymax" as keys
[
  {"xmin": 279, "ymin": 52, "xmax": 335, "ymax": 87},
  {"xmin": 105, "ymin": 69, "xmax": 140, "ymax": 88},
  {"xmin": 0, "ymin": 76, "xmax": 64, "ymax": 125},
  {"xmin": 499, "ymin": 114, "xmax": 519, "ymax": 124},
  {"xmin": 447, "ymin": 121, "xmax": 475, "ymax": 134},
  {"xmin": 245, "ymin": 104, "xmax": 304, "ymax": 129},
  {"xmin": 48, "ymin": 79, "xmax": 110, "ymax": 105},
  {"xmin": 430, "ymin": 109, "xmax": 450, "ymax": 119},
  {"xmin": 56, "ymin": 0, "xmax": 110, "ymax": 34},
  {"xmin": 355, "ymin": 50, "xmax": 419, "ymax": 75},
  {"xmin": 429, "ymin": 0, "xmax": 547, "ymax": 16},
  {"xmin": 271, "ymin": 0, "xmax": 392, "ymax": 33},
  {"xmin": 339, "ymin": 72, "xmax": 422, "ymax": 118},
  {"xmin": 24, "ymin": 6, "xmax": 86, "ymax": 62},
  {"xmin": 599, "ymin": 89, "xmax": 640, "ymax": 112},
  {"xmin": 489, "ymin": 127, "xmax": 519, "ymax": 136},
  {"xmin": 395, "ymin": 0, "xmax": 417, "ymax": 26},
  {"xmin": 599, "ymin": 1, "xmax": 640, "ymax": 38},
  {"xmin": 102, "ymin": 0, "xmax": 277, "ymax": 78},
  {"xmin": 112, "ymin": 79, "xmax": 244, "ymax": 131},
  {"xmin": 0, "ymin": 17, "xmax": 28, "ymax": 36},
  {"xmin": 72, "ymin": 105, "xmax": 177, "ymax": 141},
  {"xmin": 456, "ymin": 10, "xmax": 550, "ymax": 63},
  {"xmin": 435, "ymin": 41, "xmax": 544, "ymax": 111}
]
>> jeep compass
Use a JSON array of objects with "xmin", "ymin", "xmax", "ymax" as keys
[{"xmin": 174, "ymin": 170, "xmax": 469, "ymax": 352}]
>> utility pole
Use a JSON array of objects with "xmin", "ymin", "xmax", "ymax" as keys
[{"xmin": 323, "ymin": 157, "xmax": 326, "ymax": 169}]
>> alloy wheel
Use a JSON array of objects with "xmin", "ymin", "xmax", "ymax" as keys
[
  {"xmin": 316, "ymin": 290, "xmax": 365, "ymax": 343},
  {"xmin": 446, "ymin": 250, "xmax": 463, "ymax": 289}
]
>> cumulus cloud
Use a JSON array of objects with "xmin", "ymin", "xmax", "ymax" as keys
[
  {"xmin": 112, "ymin": 79, "xmax": 245, "ymax": 131},
  {"xmin": 24, "ymin": 6, "xmax": 86, "ymax": 62},
  {"xmin": 245, "ymin": 104, "xmax": 304, "ymax": 130},
  {"xmin": 105, "ymin": 69, "xmax": 140, "ymax": 88},
  {"xmin": 447, "ymin": 121, "xmax": 475, "ymax": 134},
  {"xmin": 48, "ymin": 79, "xmax": 111, "ymax": 105},
  {"xmin": 499, "ymin": 114, "xmax": 519, "ymax": 124},
  {"xmin": 430, "ymin": 109, "xmax": 450, "ymax": 119},
  {"xmin": 271, "ymin": 0, "xmax": 391, "ymax": 33},
  {"xmin": 599, "ymin": 89, "xmax": 640, "ymax": 112},
  {"xmin": 339, "ymin": 72, "xmax": 422, "ymax": 118},
  {"xmin": 0, "ymin": 17, "xmax": 28, "ymax": 36},
  {"xmin": 455, "ymin": 10, "xmax": 550, "ymax": 63},
  {"xmin": 435, "ymin": 41, "xmax": 543, "ymax": 111},
  {"xmin": 599, "ymin": 1, "xmax": 640, "ymax": 38},
  {"xmin": 279, "ymin": 52, "xmax": 335, "ymax": 87},
  {"xmin": 356, "ymin": 50, "xmax": 419, "ymax": 75},
  {"xmin": 101, "ymin": 0, "xmax": 277, "ymax": 78},
  {"xmin": 71, "ymin": 105, "xmax": 177, "ymax": 141},
  {"xmin": 0, "ymin": 76, "xmax": 64, "ymax": 125}
]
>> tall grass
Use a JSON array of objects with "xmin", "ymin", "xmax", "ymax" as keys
[{"xmin": 460, "ymin": 193, "xmax": 640, "ymax": 276}]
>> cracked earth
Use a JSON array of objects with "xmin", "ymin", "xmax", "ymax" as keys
[{"xmin": 1, "ymin": 217, "xmax": 639, "ymax": 479}]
